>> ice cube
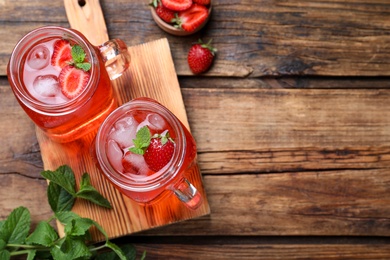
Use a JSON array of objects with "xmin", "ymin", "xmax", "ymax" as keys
[
  {"xmin": 33, "ymin": 75, "xmax": 60, "ymax": 98},
  {"xmin": 148, "ymin": 113, "xmax": 166, "ymax": 131},
  {"xmin": 109, "ymin": 116, "xmax": 138, "ymax": 149},
  {"xmin": 27, "ymin": 45, "xmax": 50, "ymax": 70},
  {"xmin": 136, "ymin": 118, "xmax": 149, "ymax": 133},
  {"xmin": 122, "ymin": 151, "xmax": 146, "ymax": 175},
  {"xmin": 107, "ymin": 140, "xmax": 124, "ymax": 172}
]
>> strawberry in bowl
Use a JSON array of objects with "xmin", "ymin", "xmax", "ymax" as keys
[{"xmin": 150, "ymin": 0, "xmax": 212, "ymax": 36}]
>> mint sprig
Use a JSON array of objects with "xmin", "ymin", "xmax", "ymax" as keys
[
  {"xmin": 129, "ymin": 126, "xmax": 151, "ymax": 155},
  {"xmin": 0, "ymin": 165, "xmax": 146, "ymax": 260},
  {"xmin": 71, "ymin": 45, "xmax": 91, "ymax": 72}
]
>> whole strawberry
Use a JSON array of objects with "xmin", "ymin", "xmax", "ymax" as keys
[
  {"xmin": 144, "ymin": 132, "xmax": 175, "ymax": 172},
  {"xmin": 129, "ymin": 126, "xmax": 175, "ymax": 172},
  {"xmin": 187, "ymin": 39, "xmax": 217, "ymax": 74}
]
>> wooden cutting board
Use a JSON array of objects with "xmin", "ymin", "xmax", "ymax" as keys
[{"xmin": 35, "ymin": 0, "xmax": 210, "ymax": 242}]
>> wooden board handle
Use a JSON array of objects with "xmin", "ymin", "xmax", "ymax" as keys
[{"xmin": 64, "ymin": 0, "xmax": 109, "ymax": 45}]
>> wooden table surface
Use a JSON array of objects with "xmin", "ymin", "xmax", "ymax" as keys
[{"xmin": 1, "ymin": 0, "xmax": 390, "ymax": 259}]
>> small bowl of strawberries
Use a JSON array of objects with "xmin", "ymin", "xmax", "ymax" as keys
[{"xmin": 150, "ymin": 0, "xmax": 211, "ymax": 36}]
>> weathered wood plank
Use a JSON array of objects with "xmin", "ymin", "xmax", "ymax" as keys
[
  {"xmin": 1, "ymin": 0, "xmax": 390, "ymax": 77},
  {"xmin": 3, "ymin": 78, "xmax": 390, "ymax": 176},
  {"xmin": 130, "ymin": 243, "xmax": 390, "ymax": 260},
  {"xmin": 141, "ymin": 169, "xmax": 390, "ymax": 236},
  {"xmin": 2, "ymin": 168, "xmax": 390, "ymax": 236},
  {"xmin": 3, "ymin": 78, "xmax": 390, "ymax": 236},
  {"xmin": 184, "ymin": 88, "xmax": 390, "ymax": 152}
]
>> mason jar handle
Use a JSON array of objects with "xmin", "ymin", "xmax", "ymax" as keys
[
  {"xmin": 171, "ymin": 178, "xmax": 203, "ymax": 210},
  {"xmin": 98, "ymin": 39, "xmax": 131, "ymax": 80}
]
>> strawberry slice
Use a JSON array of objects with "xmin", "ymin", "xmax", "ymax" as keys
[
  {"xmin": 174, "ymin": 4, "xmax": 209, "ymax": 32},
  {"xmin": 58, "ymin": 65, "xmax": 90, "ymax": 99},
  {"xmin": 51, "ymin": 39, "xmax": 72, "ymax": 68},
  {"xmin": 156, "ymin": 1, "xmax": 176, "ymax": 23},
  {"xmin": 161, "ymin": 0, "xmax": 192, "ymax": 11}
]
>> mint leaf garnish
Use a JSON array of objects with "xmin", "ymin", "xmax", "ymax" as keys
[
  {"xmin": 71, "ymin": 45, "xmax": 86, "ymax": 63},
  {"xmin": 130, "ymin": 126, "xmax": 151, "ymax": 155},
  {"xmin": 76, "ymin": 62, "xmax": 91, "ymax": 71},
  {"xmin": 71, "ymin": 45, "xmax": 91, "ymax": 71}
]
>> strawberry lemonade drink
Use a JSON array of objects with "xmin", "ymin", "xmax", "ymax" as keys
[
  {"xmin": 7, "ymin": 26, "xmax": 130, "ymax": 142},
  {"xmin": 95, "ymin": 98, "xmax": 203, "ymax": 209}
]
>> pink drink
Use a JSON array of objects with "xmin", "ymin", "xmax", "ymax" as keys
[
  {"xmin": 7, "ymin": 26, "xmax": 130, "ymax": 143},
  {"xmin": 95, "ymin": 98, "xmax": 202, "ymax": 209},
  {"xmin": 24, "ymin": 39, "xmax": 75, "ymax": 104}
]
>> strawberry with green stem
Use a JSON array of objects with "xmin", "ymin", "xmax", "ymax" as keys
[
  {"xmin": 187, "ymin": 38, "xmax": 217, "ymax": 74},
  {"xmin": 130, "ymin": 126, "xmax": 175, "ymax": 172}
]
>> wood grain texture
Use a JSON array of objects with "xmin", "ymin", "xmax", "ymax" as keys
[
  {"xmin": 3, "ymin": 77, "xmax": 390, "ymax": 237},
  {"xmin": 64, "ymin": 0, "xmax": 109, "ymax": 45},
  {"xmin": 1, "ymin": 0, "xmax": 390, "ymax": 77},
  {"xmin": 35, "ymin": 39, "xmax": 210, "ymax": 242},
  {"xmin": 131, "ymin": 244, "xmax": 390, "ymax": 260}
]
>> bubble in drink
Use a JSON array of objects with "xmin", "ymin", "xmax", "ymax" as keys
[
  {"xmin": 108, "ymin": 116, "xmax": 138, "ymax": 149},
  {"xmin": 27, "ymin": 45, "xmax": 50, "ymax": 70},
  {"xmin": 33, "ymin": 75, "xmax": 60, "ymax": 97}
]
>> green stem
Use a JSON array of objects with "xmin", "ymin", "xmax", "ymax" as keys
[
  {"xmin": 90, "ymin": 243, "xmax": 107, "ymax": 252},
  {"xmin": 7, "ymin": 243, "xmax": 45, "ymax": 249}
]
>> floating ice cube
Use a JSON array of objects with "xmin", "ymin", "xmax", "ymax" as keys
[
  {"xmin": 107, "ymin": 140, "xmax": 124, "ymax": 172},
  {"xmin": 148, "ymin": 113, "xmax": 166, "ymax": 131},
  {"xmin": 122, "ymin": 152, "xmax": 147, "ymax": 175},
  {"xmin": 33, "ymin": 75, "xmax": 60, "ymax": 98},
  {"xmin": 27, "ymin": 45, "xmax": 50, "ymax": 70},
  {"xmin": 136, "ymin": 118, "xmax": 150, "ymax": 133},
  {"xmin": 108, "ymin": 116, "xmax": 138, "ymax": 149}
]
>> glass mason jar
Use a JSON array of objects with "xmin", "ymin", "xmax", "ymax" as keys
[
  {"xmin": 7, "ymin": 26, "xmax": 130, "ymax": 143},
  {"xmin": 94, "ymin": 98, "xmax": 203, "ymax": 210}
]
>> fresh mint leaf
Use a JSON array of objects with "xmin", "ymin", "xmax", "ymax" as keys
[
  {"xmin": 41, "ymin": 165, "xmax": 76, "ymax": 196},
  {"xmin": 0, "ymin": 239, "xmax": 5, "ymax": 250},
  {"xmin": 55, "ymin": 211, "xmax": 81, "ymax": 225},
  {"xmin": 26, "ymin": 221, "xmax": 58, "ymax": 247},
  {"xmin": 129, "ymin": 147, "xmax": 144, "ymax": 155},
  {"xmin": 64, "ymin": 218, "xmax": 93, "ymax": 237},
  {"xmin": 76, "ymin": 174, "xmax": 112, "ymax": 209},
  {"xmin": 72, "ymin": 45, "xmax": 86, "ymax": 64},
  {"xmin": 51, "ymin": 237, "xmax": 92, "ymax": 260},
  {"xmin": 0, "ymin": 221, "xmax": 4, "ymax": 230},
  {"xmin": 104, "ymin": 241, "xmax": 127, "ymax": 260},
  {"xmin": 80, "ymin": 173, "xmax": 92, "ymax": 189},
  {"xmin": 129, "ymin": 126, "xmax": 151, "ymax": 155},
  {"xmin": 48, "ymin": 181, "xmax": 74, "ymax": 213},
  {"xmin": 26, "ymin": 250, "xmax": 36, "ymax": 260},
  {"xmin": 76, "ymin": 187, "xmax": 112, "ymax": 209},
  {"xmin": 0, "ymin": 206, "xmax": 30, "ymax": 244},
  {"xmin": 72, "ymin": 45, "xmax": 91, "ymax": 72},
  {"xmin": 0, "ymin": 250, "xmax": 10, "ymax": 260},
  {"xmin": 76, "ymin": 62, "xmax": 91, "ymax": 71}
]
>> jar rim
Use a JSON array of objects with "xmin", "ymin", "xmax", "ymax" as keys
[
  {"xmin": 95, "ymin": 99, "xmax": 186, "ymax": 192},
  {"xmin": 7, "ymin": 26, "xmax": 100, "ymax": 116}
]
